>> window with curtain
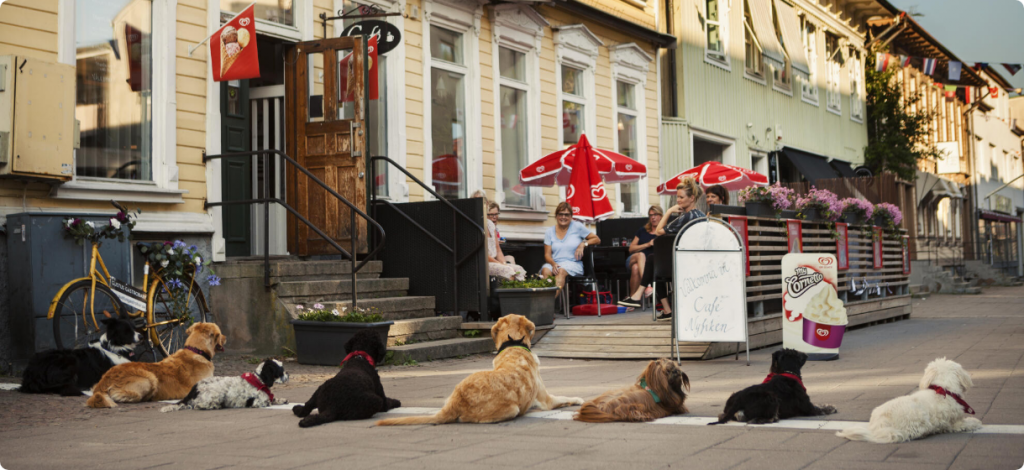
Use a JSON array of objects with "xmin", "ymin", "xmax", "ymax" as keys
[
  {"xmin": 800, "ymin": 18, "xmax": 818, "ymax": 103},
  {"xmin": 221, "ymin": 0, "xmax": 293, "ymax": 27},
  {"xmin": 743, "ymin": 0, "xmax": 763, "ymax": 77},
  {"xmin": 430, "ymin": 26, "xmax": 467, "ymax": 200},
  {"xmin": 771, "ymin": 2, "xmax": 790, "ymax": 90},
  {"xmin": 499, "ymin": 47, "xmax": 530, "ymax": 208},
  {"xmin": 76, "ymin": 0, "xmax": 153, "ymax": 181},
  {"xmin": 562, "ymin": 65, "xmax": 586, "ymax": 148},
  {"xmin": 825, "ymin": 32, "xmax": 841, "ymax": 113},
  {"xmin": 850, "ymin": 50, "xmax": 863, "ymax": 121},
  {"xmin": 617, "ymin": 81, "xmax": 640, "ymax": 214}
]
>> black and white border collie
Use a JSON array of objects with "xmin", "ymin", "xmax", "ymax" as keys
[
  {"xmin": 161, "ymin": 359, "xmax": 289, "ymax": 412},
  {"xmin": 19, "ymin": 317, "xmax": 141, "ymax": 396}
]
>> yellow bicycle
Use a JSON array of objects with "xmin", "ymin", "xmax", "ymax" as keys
[{"xmin": 47, "ymin": 204, "xmax": 210, "ymax": 358}]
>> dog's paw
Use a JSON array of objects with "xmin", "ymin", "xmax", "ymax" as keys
[
  {"xmin": 292, "ymin": 404, "xmax": 305, "ymax": 416},
  {"xmin": 274, "ymin": 398, "xmax": 289, "ymax": 405},
  {"xmin": 959, "ymin": 417, "xmax": 983, "ymax": 432},
  {"xmin": 819, "ymin": 404, "xmax": 838, "ymax": 415},
  {"xmin": 570, "ymin": 397, "xmax": 584, "ymax": 405}
]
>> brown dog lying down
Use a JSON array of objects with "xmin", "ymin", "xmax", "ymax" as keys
[
  {"xmin": 376, "ymin": 315, "xmax": 582, "ymax": 425},
  {"xmin": 86, "ymin": 323, "xmax": 227, "ymax": 408},
  {"xmin": 575, "ymin": 359, "xmax": 690, "ymax": 422}
]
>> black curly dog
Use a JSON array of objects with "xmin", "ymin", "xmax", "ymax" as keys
[
  {"xmin": 710, "ymin": 348, "xmax": 837, "ymax": 425},
  {"xmin": 292, "ymin": 330, "xmax": 401, "ymax": 427}
]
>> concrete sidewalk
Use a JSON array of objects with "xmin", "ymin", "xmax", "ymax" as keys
[{"xmin": 1, "ymin": 286, "xmax": 1023, "ymax": 469}]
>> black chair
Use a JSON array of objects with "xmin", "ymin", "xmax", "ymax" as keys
[
  {"xmin": 595, "ymin": 217, "xmax": 647, "ymax": 299},
  {"xmin": 561, "ymin": 247, "xmax": 599, "ymax": 319},
  {"xmin": 650, "ymin": 235, "xmax": 676, "ymax": 321}
]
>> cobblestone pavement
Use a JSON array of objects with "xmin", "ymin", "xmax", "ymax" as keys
[{"xmin": 1, "ymin": 286, "xmax": 1023, "ymax": 470}]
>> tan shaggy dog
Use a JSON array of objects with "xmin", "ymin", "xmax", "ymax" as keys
[
  {"xmin": 86, "ymin": 323, "xmax": 226, "ymax": 408},
  {"xmin": 575, "ymin": 359, "xmax": 690, "ymax": 423},
  {"xmin": 376, "ymin": 315, "xmax": 582, "ymax": 425}
]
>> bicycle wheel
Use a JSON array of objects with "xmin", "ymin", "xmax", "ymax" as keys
[
  {"xmin": 52, "ymin": 280, "xmax": 128, "ymax": 350},
  {"xmin": 147, "ymin": 277, "xmax": 211, "ymax": 357}
]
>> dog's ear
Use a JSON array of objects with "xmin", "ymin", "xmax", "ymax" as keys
[
  {"xmin": 101, "ymin": 317, "xmax": 117, "ymax": 327},
  {"xmin": 957, "ymin": 365, "xmax": 974, "ymax": 392},
  {"xmin": 186, "ymin": 323, "xmax": 199, "ymax": 335},
  {"xmin": 344, "ymin": 333, "xmax": 358, "ymax": 354},
  {"xmin": 798, "ymin": 351, "xmax": 808, "ymax": 367},
  {"xmin": 919, "ymin": 364, "xmax": 939, "ymax": 390},
  {"xmin": 255, "ymin": 360, "xmax": 266, "ymax": 376},
  {"xmin": 258, "ymin": 359, "xmax": 279, "ymax": 387},
  {"xmin": 680, "ymin": 370, "xmax": 691, "ymax": 393},
  {"xmin": 490, "ymin": 317, "xmax": 505, "ymax": 340}
]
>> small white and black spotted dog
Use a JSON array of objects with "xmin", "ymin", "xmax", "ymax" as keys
[{"xmin": 161, "ymin": 358, "xmax": 289, "ymax": 412}]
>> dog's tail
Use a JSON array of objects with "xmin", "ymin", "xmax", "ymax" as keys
[
  {"xmin": 375, "ymin": 403, "xmax": 458, "ymax": 426},
  {"xmin": 836, "ymin": 426, "xmax": 895, "ymax": 443},
  {"xmin": 86, "ymin": 390, "xmax": 117, "ymax": 409},
  {"xmin": 573, "ymin": 402, "xmax": 621, "ymax": 423}
]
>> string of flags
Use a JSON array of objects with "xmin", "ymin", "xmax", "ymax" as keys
[{"xmin": 875, "ymin": 53, "xmax": 1024, "ymax": 101}]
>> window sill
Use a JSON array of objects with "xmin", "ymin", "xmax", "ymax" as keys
[
  {"xmin": 744, "ymin": 72, "xmax": 767, "ymax": 86},
  {"xmin": 704, "ymin": 54, "xmax": 731, "ymax": 72},
  {"xmin": 498, "ymin": 207, "xmax": 550, "ymax": 222},
  {"xmin": 801, "ymin": 94, "xmax": 819, "ymax": 106},
  {"xmin": 826, "ymin": 106, "xmax": 841, "ymax": 116},
  {"xmin": 622, "ymin": 0, "xmax": 647, "ymax": 9},
  {"xmin": 851, "ymin": 116, "xmax": 864, "ymax": 124},
  {"xmin": 773, "ymin": 83, "xmax": 794, "ymax": 96},
  {"xmin": 51, "ymin": 179, "xmax": 187, "ymax": 204}
]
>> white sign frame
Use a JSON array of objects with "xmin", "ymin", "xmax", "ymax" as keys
[{"xmin": 672, "ymin": 218, "xmax": 749, "ymax": 364}]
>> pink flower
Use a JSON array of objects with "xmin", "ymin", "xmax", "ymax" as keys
[{"xmin": 875, "ymin": 203, "xmax": 903, "ymax": 225}]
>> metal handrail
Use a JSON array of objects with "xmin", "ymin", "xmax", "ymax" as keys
[
  {"xmin": 369, "ymin": 156, "xmax": 486, "ymax": 313},
  {"xmin": 204, "ymin": 149, "xmax": 386, "ymax": 307}
]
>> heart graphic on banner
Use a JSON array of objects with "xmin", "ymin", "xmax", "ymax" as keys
[
  {"xmin": 566, "ymin": 184, "xmax": 575, "ymax": 199},
  {"xmin": 537, "ymin": 166, "xmax": 545, "ymax": 173},
  {"xmin": 591, "ymin": 183, "xmax": 606, "ymax": 200}
]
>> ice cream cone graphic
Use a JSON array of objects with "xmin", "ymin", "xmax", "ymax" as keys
[{"xmin": 220, "ymin": 25, "xmax": 249, "ymax": 77}]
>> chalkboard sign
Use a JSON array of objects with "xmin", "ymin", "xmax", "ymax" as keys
[{"xmin": 672, "ymin": 218, "xmax": 749, "ymax": 361}]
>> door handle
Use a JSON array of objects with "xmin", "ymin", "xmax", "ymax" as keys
[{"xmin": 350, "ymin": 121, "xmax": 362, "ymax": 157}]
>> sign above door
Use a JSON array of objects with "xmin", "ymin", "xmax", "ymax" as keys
[{"xmin": 340, "ymin": 20, "xmax": 402, "ymax": 55}]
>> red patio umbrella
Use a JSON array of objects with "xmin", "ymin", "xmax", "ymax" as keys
[
  {"xmin": 565, "ymin": 135, "xmax": 615, "ymax": 222},
  {"xmin": 518, "ymin": 135, "xmax": 647, "ymax": 187},
  {"xmin": 431, "ymin": 154, "xmax": 463, "ymax": 189},
  {"xmin": 657, "ymin": 161, "xmax": 769, "ymax": 195}
]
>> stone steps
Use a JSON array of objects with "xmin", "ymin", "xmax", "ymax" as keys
[
  {"xmin": 217, "ymin": 259, "xmax": 383, "ymax": 282},
  {"xmin": 387, "ymin": 337, "xmax": 495, "ymax": 364},
  {"xmin": 276, "ymin": 278, "xmax": 409, "ymax": 303}
]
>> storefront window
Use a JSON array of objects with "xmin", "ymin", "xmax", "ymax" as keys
[
  {"xmin": 499, "ymin": 48, "xmax": 529, "ymax": 208},
  {"xmin": 562, "ymin": 65, "xmax": 585, "ymax": 148},
  {"xmin": 617, "ymin": 81, "xmax": 639, "ymax": 214},
  {"xmin": 76, "ymin": 0, "xmax": 153, "ymax": 181},
  {"xmin": 221, "ymin": 0, "xmax": 293, "ymax": 27},
  {"xmin": 430, "ymin": 26, "xmax": 467, "ymax": 199}
]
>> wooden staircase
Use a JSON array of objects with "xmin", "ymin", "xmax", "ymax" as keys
[{"xmin": 532, "ymin": 323, "xmax": 710, "ymax": 360}]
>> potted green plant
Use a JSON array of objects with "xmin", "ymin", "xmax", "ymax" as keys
[
  {"xmin": 737, "ymin": 184, "xmax": 795, "ymax": 218},
  {"xmin": 290, "ymin": 304, "xmax": 393, "ymax": 366},
  {"xmin": 493, "ymin": 276, "xmax": 558, "ymax": 326},
  {"xmin": 838, "ymin": 197, "xmax": 874, "ymax": 226}
]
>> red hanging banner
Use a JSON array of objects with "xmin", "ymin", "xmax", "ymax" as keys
[
  {"xmin": 786, "ymin": 220, "xmax": 803, "ymax": 253},
  {"xmin": 902, "ymin": 235, "xmax": 911, "ymax": 275},
  {"xmin": 872, "ymin": 226, "xmax": 884, "ymax": 269},
  {"xmin": 728, "ymin": 216, "xmax": 750, "ymax": 275},
  {"xmin": 835, "ymin": 222, "xmax": 849, "ymax": 270},
  {"xmin": 339, "ymin": 36, "xmax": 379, "ymax": 102},
  {"xmin": 211, "ymin": 4, "xmax": 260, "ymax": 82},
  {"xmin": 124, "ymin": 24, "xmax": 145, "ymax": 92}
]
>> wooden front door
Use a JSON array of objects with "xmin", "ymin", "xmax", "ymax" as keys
[{"xmin": 285, "ymin": 37, "xmax": 368, "ymax": 256}]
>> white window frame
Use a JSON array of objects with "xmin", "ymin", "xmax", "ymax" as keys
[
  {"xmin": 555, "ymin": 24, "xmax": 601, "ymax": 150},
  {"xmin": 491, "ymin": 4, "xmax": 546, "ymax": 213},
  {"xmin": 422, "ymin": 0, "xmax": 483, "ymax": 199},
  {"xmin": 219, "ymin": 0, "xmax": 308, "ymax": 42},
  {"xmin": 800, "ymin": 15, "xmax": 819, "ymax": 105},
  {"xmin": 610, "ymin": 43, "xmax": 652, "ymax": 217},
  {"xmin": 742, "ymin": 0, "xmax": 765, "ymax": 84},
  {"xmin": 825, "ymin": 32, "xmax": 842, "ymax": 115},
  {"xmin": 334, "ymin": 0, "xmax": 407, "ymax": 201},
  {"xmin": 53, "ymin": 0, "xmax": 186, "ymax": 204},
  {"xmin": 849, "ymin": 48, "xmax": 864, "ymax": 123},
  {"xmin": 703, "ymin": 0, "xmax": 730, "ymax": 70},
  {"xmin": 689, "ymin": 126, "xmax": 737, "ymax": 167},
  {"xmin": 770, "ymin": 1, "xmax": 791, "ymax": 96}
]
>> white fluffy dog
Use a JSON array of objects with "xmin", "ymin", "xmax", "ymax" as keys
[
  {"xmin": 837, "ymin": 358, "xmax": 982, "ymax": 443},
  {"xmin": 161, "ymin": 359, "xmax": 289, "ymax": 412}
]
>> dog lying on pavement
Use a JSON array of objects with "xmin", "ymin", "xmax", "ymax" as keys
[
  {"xmin": 376, "ymin": 314, "xmax": 583, "ymax": 426},
  {"xmin": 836, "ymin": 358, "xmax": 982, "ymax": 443},
  {"xmin": 710, "ymin": 348, "xmax": 836, "ymax": 425},
  {"xmin": 161, "ymin": 358, "xmax": 289, "ymax": 412},
  {"xmin": 575, "ymin": 358, "xmax": 690, "ymax": 423},
  {"xmin": 19, "ymin": 317, "xmax": 140, "ymax": 396}
]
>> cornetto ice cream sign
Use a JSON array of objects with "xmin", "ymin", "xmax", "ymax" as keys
[{"xmin": 782, "ymin": 254, "xmax": 848, "ymax": 360}]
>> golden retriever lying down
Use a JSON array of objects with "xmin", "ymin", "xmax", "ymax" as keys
[
  {"xmin": 376, "ymin": 315, "xmax": 582, "ymax": 425},
  {"xmin": 575, "ymin": 359, "xmax": 690, "ymax": 422},
  {"xmin": 86, "ymin": 323, "xmax": 226, "ymax": 408}
]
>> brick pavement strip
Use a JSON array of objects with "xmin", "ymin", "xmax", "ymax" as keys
[{"xmin": 1, "ymin": 286, "xmax": 1023, "ymax": 469}]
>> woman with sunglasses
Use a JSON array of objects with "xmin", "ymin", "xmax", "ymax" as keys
[
  {"xmin": 485, "ymin": 202, "xmax": 526, "ymax": 280},
  {"xmin": 540, "ymin": 202, "xmax": 600, "ymax": 291}
]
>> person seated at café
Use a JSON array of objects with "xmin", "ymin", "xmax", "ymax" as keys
[
  {"xmin": 486, "ymin": 215, "xmax": 526, "ymax": 281},
  {"xmin": 487, "ymin": 202, "xmax": 516, "ymax": 265},
  {"xmin": 540, "ymin": 202, "xmax": 601, "ymax": 292},
  {"xmin": 617, "ymin": 177, "xmax": 706, "ymax": 319},
  {"xmin": 627, "ymin": 205, "xmax": 663, "ymax": 296},
  {"xmin": 706, "ymin": 184, "xmax": 729, "ymax": 206}
]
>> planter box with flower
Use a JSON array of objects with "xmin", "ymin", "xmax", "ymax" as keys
[
  {"xmin": 838, "ymin": 198, "xmax": 874, "ymax": 226},
  {"xmin": 290, "ymin": 304, "xmax": 393, "ymax": 365},
  {"xmin": 738, "ymin": 184, "xmax": 795, "ymax": 218},
  {"xmin": 873, "ymin": 203, "xmax": 904, "ymax": 240},
  {"xmin": 494, "ymin": 277, "xmax": 558, "ymax": 326},
  {"xmin": 795, "ymin": 188, "xmax": 840, "ymax": 222}
]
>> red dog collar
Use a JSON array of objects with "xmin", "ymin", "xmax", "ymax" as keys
[
  {"xmin": 341, "ymin": 350, "xmax": 376, "ymax": 368},
  {"xmin": 763, "ymin": 372, "xmax": 806, "ymax": 391},
  {"xmin": 929, "ymin": 385, "xmax": 975, "ymax": 414},
  {"xmin": 183, "ymin": 345, "xmax": 211, "ymax": 361},
  {"xmin": 241, "ymin": 372, "xmax": 274, "ymax": 402}
]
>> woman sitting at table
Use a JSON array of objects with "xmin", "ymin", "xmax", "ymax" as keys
[
  {"xmin": 540, "ymin": 202, "xmax": 601, "ymax": 292},
  {"xmin": 627, "ymin": 205, "xmax": 663, "ymax": 296},
  {"xmin": 706, "ymin": 184, "xmax": 729, "ymax": 206},
  {"xmin": 486, "ymin": 216, "xmax": 526, "ymax": 282},
  {"xmin": 487, "ymin": 202, "xmax": 516, "ymax": 265},
  {"xmin": 617, "ymin": 177, "xmax": 706, "ymax": 319}
]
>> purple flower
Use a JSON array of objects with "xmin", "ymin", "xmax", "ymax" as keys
[
  {"xmin": 166, "ymin": 278, "xmax": 185, "ymax": 291},
  {"xmin": 796, "ymin": 187, "xmax": 841, "ymax": 220},
  {"xmin": 172, "ymin": 240, "xmax": 187, "ymax": 250},
  {"xmin": 839, "ymin": 198, "xmax": 874, "ymax": 219},
  {"xmin": 875, "ymin": 203, "xmax": 903, "ymax": 225},
  {"xmin": 115, "ymin": 211, "xmax": 129, "ymax": 223},
  {"xmin": 207, "ymin": 275, "xmax": 221, "ymax": 287}
]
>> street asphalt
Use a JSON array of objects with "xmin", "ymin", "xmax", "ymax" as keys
[{"xmin": 1, "ymin": 285, "xmax": 1023, "ymax": 470}]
